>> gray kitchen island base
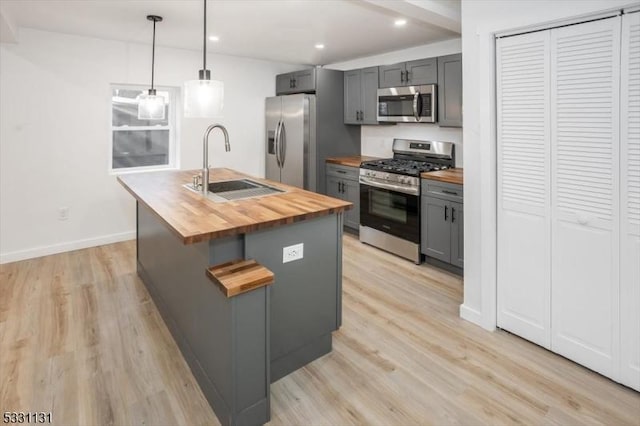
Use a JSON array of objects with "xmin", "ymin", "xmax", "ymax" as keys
[{"xmin": 136, "ymin": 202, "xmax": 343, "ymax": 426}]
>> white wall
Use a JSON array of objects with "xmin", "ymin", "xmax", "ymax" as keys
[
  {"xmin": 460, "ymin": 0, "xmax": 634, "ymax": 330},
  {"xmin": 0, "ymin": 28, "xmax": 302, "ymax": 263},
  {"xmin": 327, "ymin": 38, "xmax": 463, "ymax": 165}
]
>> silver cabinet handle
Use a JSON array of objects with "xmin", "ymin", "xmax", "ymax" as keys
[
  {"xmin": 451, "ymin": 207, "xmax": 456, "ymax": 223},
  {"xmin": 444, "ymin": 205, "xmax": 448, "ymax": 221},
  {"xmin": 413, "ymin": 91, "xmax": 421, "ymax": 122}
]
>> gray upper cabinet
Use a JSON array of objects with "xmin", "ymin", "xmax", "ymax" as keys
[
  {"xmin": 406, "ymin": 58, "xmax": 437, "ymax": 85},
  {"xmin": 421, "ymin": 180, "xmax": 464, "ymax": 270},
  {"xmin": 344, "ymin": 67, "xmax": 380, "ymax": 125},
  {"xmin": 437, "ymin": 54, "xmax": 463, "ymax": 127},
  {"xmin": 344, "ymin": 70, "xmax": 362, "ymax": 124},
  {"xmin": 276, "ymin": 73, "xmax": 292, "ymax": 95},
  {"xmin": 379, "ymin": 58, "xmax": 437, "ymax": 88},
  {"xmin": 276, "ymin": 68, "xmax": 317, "ymax": 95},
  {"xmin": 378, "ymin": 63, "xmax": 406, "ymax": 88}
]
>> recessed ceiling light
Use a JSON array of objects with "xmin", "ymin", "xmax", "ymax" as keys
[
  {"xmin": 209, "ymin": 35, "xmax": 220, "ymax": 42},
  {"xmin": 315, "ymin": 43, "xmax": 325, "ymax": 49},
  {"xmin": 394, "ymin": 19, "xmax": 407, "ymax": 27}
]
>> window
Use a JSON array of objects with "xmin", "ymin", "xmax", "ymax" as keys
[{"xmin": 110, "ymin": 85, "xmax": 178, "ymax": 172}]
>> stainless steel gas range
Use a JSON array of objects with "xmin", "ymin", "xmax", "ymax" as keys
[{"xmin": 359, "ymin": 139, "xmax": 455, "ymax": 264}]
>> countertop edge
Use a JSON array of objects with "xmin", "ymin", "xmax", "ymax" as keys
[{"xmin": 117, "ymin": 170, "xmax": 352, "ymax": 245}]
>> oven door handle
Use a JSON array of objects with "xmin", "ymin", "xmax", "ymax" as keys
[{"xmin": 359, "ymin": 176, "xmax": 419, "ymax": 196}]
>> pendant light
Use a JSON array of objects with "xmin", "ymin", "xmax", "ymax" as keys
[
  {"xmin": 183, "ymin": 0, "xmax": 224, "ymax": 118},
  {"xmin": 138, "ymin": 15, "xmax": 165, "ymax": 120}
]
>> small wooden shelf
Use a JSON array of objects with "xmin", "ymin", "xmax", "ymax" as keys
[{"xmin": 206, "ymin": 259, "xmax": 274, "ymax": 298}]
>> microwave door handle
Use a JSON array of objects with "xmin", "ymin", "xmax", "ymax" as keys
[{"xmin": 413, "ymin": 92, "xmax": 421, "ymax": 122}]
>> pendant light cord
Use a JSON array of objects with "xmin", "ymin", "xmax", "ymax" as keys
[
  {"xmin": 151, "ymin": 19, "xmax": 156, "ymax": 91},
  {"xmin": 203, "ymin": 0, "xmax": 207, "ymax": 72}
]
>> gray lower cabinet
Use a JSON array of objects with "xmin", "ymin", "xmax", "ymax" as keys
[
  {"xmin": 450, "ymin": 201, "xmax": 464, "ymax": 268},
  {"xmin": 379, "ymin": 58, "xmax": 437, "ymax": 88},
  {"xmin": 326, "ymin": 164, "xmax": 360, "ymax": 230},
  {"xmin": 421, "ymin": 180, "xmax": 464, "ymax": 270},
  {"xmin": 276, "ymin": 68, "xmax": 317, "ymax": 95},
  {"xmin": 344, "ymin": 67, "xmax": 379, "ymax": 125},
  {"xmin": 422, "ymin": 196, "xmax": 450, "ymax": 262},
  {"xmin": 437, "ymin": 53, "xmax": 463, "ymax": 127}
]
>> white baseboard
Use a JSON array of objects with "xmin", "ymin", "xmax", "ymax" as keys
[
  {"xmin": 0, "ymin": 231, "xmax": 136, "ymax": 264},
  {"xmin": 459, "ymin": 303, "xmax": 484, "ymax": 327}
]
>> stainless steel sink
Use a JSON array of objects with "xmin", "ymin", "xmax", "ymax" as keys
[{"xmin": 184, "ymin": 178, "xmax": 284, "ymax": 202}]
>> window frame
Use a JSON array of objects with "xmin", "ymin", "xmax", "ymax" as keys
[{"xmin": 108, "ymin": 83, "xmax": 179, "ymax": 175}]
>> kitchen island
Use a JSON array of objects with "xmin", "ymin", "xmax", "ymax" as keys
[{"xmin": 118, "ymin": 168, "xmax": 351, "ymax": 426}]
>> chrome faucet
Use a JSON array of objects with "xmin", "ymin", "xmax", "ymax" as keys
[{"xmin": 201, "ymin": 124, "xmax": 231, "ymax": 194}]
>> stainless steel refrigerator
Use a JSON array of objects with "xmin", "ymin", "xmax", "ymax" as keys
[
  {"xmin": 265, "ymin": 68, "xmax": 361, "ymax": 194},
  {"xmin": 266, "ymin": 94, "xmax": 317, "ymax": 190}
]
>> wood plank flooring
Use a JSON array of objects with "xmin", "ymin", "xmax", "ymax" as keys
[{"xmin": 1, "ymin": 234, "xmax": 638, "ymax": 425}]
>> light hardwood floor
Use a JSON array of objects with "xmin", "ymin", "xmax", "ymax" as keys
[{"xmin": 1, "ymin": 234, "xmax": 638, "ymax": 425}]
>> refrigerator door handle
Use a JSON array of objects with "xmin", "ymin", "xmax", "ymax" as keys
[
  {"xmin": 274, "ymin": 119, "xmax": 282, "ymax": 168},
  {"xmin": 279, "ymin": 121, "xmax": 286, "ymax": 167}
]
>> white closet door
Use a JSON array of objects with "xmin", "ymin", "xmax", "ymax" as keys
[
  {"xmin": 550, "ymin": 17, "xmax": 621, "ymax": 378},
  {"xmin": 497, "ymin": 31, "xmax": 551, "ymax": 348},
  {"xmin": 620, "ymin": 11, "xmax": 640, "ymax": 392}
]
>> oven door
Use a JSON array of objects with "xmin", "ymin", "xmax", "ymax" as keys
[
  {"xmin": 360, "ymin": 182, "xmax": 420, "ymax": 243},
  {"xmin": 377, "ymin": 84, "xmax": 437, "ymax": 123}
]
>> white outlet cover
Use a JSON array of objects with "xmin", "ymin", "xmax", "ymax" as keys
[{"xmin": 283, "ymin": 243, "xmax": 304, "ymax": 263}]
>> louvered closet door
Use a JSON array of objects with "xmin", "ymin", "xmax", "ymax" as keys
[
  {"xmin": 620, "ymin": 11, "xmax": 640, "ymax": 392},
  {"xmin": 497, "ymin": 31, "xmax": 551, "ymax": 349},
  {"xmin": 550, "ymin": 17, "xmax": 621, "ymax": 378}
]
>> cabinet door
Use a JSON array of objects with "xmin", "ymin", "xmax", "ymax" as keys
[
  {"xmin": 450, "ymin": 201, "xmax": 464, "ymax": 268},
  {"xmin": 550, "ymin": 17, "xmax": 621, "ymax": 379},
  {"xmin": 437, "ymin": 54, "xmax": 463, "ymax": 127},
  {"xmin": 344, "ymin": 70, "xmax": 362, "ymax": 124},
  {"xmin": 343, "ymin": 179, "xmax": 360, "ymax": 230},
  {"xmin": 276, "ymin": 73, "xmax": 293, "ymax": 95},
  {"xmin": 361, "ymin": 67, "xmax": 379, "ymax": 124},
  {"xmin": 406, "ymin": 58, "xmax": 437, "ymax": 85},
  {"xmin": 422, "ymin": 196, "xmax": 450, "ymax": 262},
  {"xmin": 378, "ymin": 63, "xmax": 405, "ymax": 88},
  {"xmin": 292, "ymin": 69, "xmax": 316, "ymax": 93},
  {"xmin": 326, "ymin": 176, "xmax": 342, "ymax": 200},
  {"xmin": 496, "ymin": 30, "xmax": 551, "ymax": 349},
  {"xmin": 619, "ymin": 11, "xmax": 639, "ymax": 391}
]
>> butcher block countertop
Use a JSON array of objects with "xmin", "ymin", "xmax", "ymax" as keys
[
  {"xmin": 421, "ymin": 168, "xmax": 464, "ymax": 185},
  {"xmin": 118, "ymin": 168, "xmax": 352, "ymax": 244},
  {"xmin": 325, "ymin": 155, "xmax": 380, "ymax": 168}
]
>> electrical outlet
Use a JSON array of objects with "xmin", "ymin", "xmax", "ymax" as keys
[
  {"xmin": 58, "ymin": 207, "xmax": 69, "ymax": 221},
  {"xmin": 283, "ymin": 243, "xmax": 304, "ymax": 263}
]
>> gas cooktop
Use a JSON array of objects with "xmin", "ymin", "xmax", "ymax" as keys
[{"xmin": 360, "ymin": 158, "xmax": 450, "ymax": 177}]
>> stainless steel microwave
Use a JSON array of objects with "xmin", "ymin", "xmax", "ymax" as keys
[{"xmin": 377, "ymin": 84, "xmax": 437, "ymax": 123}]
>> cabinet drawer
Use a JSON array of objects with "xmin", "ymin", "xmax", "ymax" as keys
[
  {"xmin": 326, "ymin": 164, "xmax": 359, "ymax": 181},
  {"xmin": 421, "ymin": 180, "xmax": 463, "ymax": 203}
]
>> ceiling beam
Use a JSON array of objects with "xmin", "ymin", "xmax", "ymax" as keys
[
  {"xmin": 0, "ymin": 6, "xmax": 18, "ymax": 44},
  {"xmin": 362, "ymin": 0, "xmax": 461, "ymax": 34}
]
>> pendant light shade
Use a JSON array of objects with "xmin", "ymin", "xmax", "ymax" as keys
[
  {"xmin": 138, "ymin": 15, "xmax": 165, "ymax": 120},
  {"xmin": 184, "ymin": 0, "xmax": 224, "ymax": 118}
]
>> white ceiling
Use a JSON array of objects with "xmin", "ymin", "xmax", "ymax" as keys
[{"xmin": 0, "ymin": 0, "xmax": 460, "ymax": 65}]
